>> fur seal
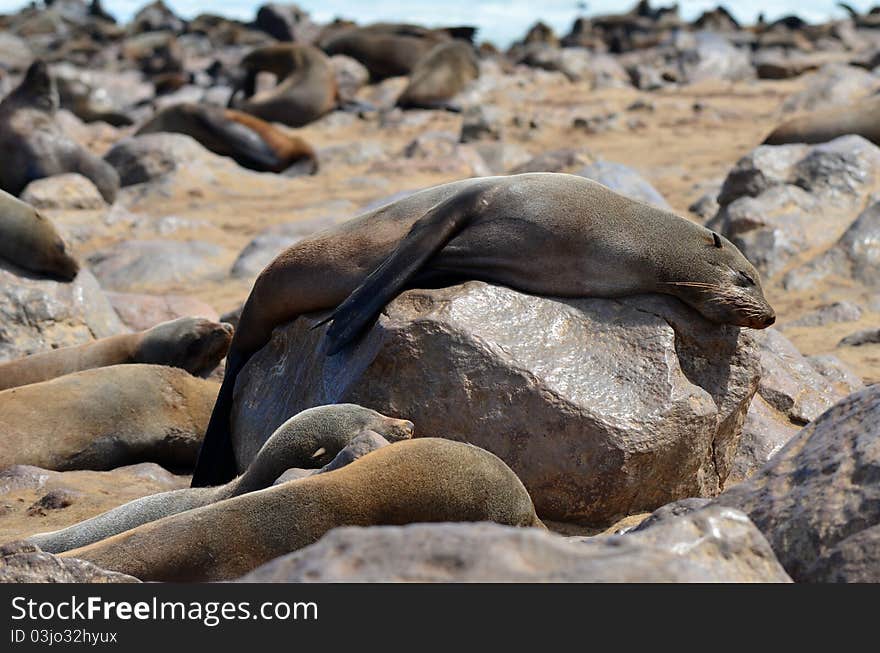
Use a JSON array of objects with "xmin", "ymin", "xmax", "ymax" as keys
[
  {"xmin": 0, "ymin": 317, "xmax": 233, "ymax": 391},
  {"xmin": 63, "ymin": 438, "xmax": 540, "ymax": 581},
  {"xmin": 28, "ymin": 405, "xmax": 413, "ymax": 553},
  {"xmin": 0, "ymin": 364, "xmax": 217, "ymax": 472},
  {"xmin": 228, "ymin": 44, "xmax": 337, "ymax": 128},
  {"xmin": 396, "ymin": 40, "xmax": 480, "ymax": 111},
  {"xmin": 136, "ymin": 103, "xmax": 318, "ymax": 174},
  {"xmin": 763, "ymin": 95, "xmax": 880, "ymax": 146},
  {"xmin": 0, "ymin": 188, "xmax": 79, "ymax": 280},
  {"xmin": 0, "ymin": 61, "xmax": 119, "ymax": 203},
  {"xmin": 191, "ymin": 173, "xmax": 776, "ymax": 487},
  {"xmin": 321, "ymin": 23, "xmax": 475, "ymax": 81}
]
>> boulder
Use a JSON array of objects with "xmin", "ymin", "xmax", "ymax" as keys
[
  {"xmin": 107, "ymin": 292, "xmax": 220, "ymax": 331},
  {"xmin": 20, "ymin": 173, "xmax": 107, "ymax": 211},
  {"xmin": 237, "ymin": 507, "xmax": 790, "ymax": 582},
  {"xmin": 232, "ymin": 281, "xmax": 761, "ymax": 523},
  {"xmin": 578, "ymin": 160, "xmax": 670, "ymax": 209},
  {"xmin": 0, "ymin": 541, "xmax": 139, "ymax": 583},
  {"xmin": 330, "ymin": 54, "xmax": 369, "ymax": 101},
  {"xmin": 780, "ymin": 64, "xmax": 880, "ymax": 114},
  {"xmin": 0, "ymin": 265, "xmax": 124, "ymax": 362},
  {"xmin": 713, "ymin": 384, "xmax": 880, "ymax": 581},
  {"xmin": 675, "ymin": 31, "xmax": 754, "ymax": 84},
  {"xmin": 710, "ymin": 136, "xmax": 880, "ymax": 279},
  {"xmin": 87, "ymin": 239, "xmax": 231, "ymax": 293}
]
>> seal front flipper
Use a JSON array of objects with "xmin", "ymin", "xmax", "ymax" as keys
[{"xmin": 323, "ymin": 185, "xmax": 490, "ymax": 355}]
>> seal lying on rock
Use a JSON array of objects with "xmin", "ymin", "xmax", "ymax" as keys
[
  {"xmin": 27, "ymin": 405, "xmax": 413, "ymax": 553},
  {"xmin": 0, "ymin": 61, "xmax": 119, "ymax": 203},
  {"xmin": 136, "ymin": 103, "xmax": 318, "ymax": 174},
  {"xmin": 228, "ymin": 44, "xmax": 337, "ymax": 128},
  {"xmin": 0, "ymin": 188, "xmax": 79, "ymax": 280},
  {"xmin": 0, "ymin": 364, "xmax": 217, "ymax": 471},
  {"xmin": 191, "ymin": 172, "xmax": 777, "ymax": 487},
  {"xmin": 763, "ymin": 95, "xmax": 880, "ymax": 146},
  {"xmin": 64, "ymin": 438, "xmax": 540, "ymax": 581},
  {"xmin": 0, "ymin": 317, "xmax": 232, "ymax": 391}
]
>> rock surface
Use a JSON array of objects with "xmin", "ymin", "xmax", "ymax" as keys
[
  {"xmin": 238, "ymin": 506, "xmax": 790, "ymax": 582},
  {"xmin": 578, "ymin": 159, "xmax": 670, "ymax": 208},
  {"xmin": 20, "ymin": 173, "xmax": 108, "ymax": 211},
  {"xmin": 0, "ymin": 541, "xmax": 139, "ymax": 583},
  {"xmin": 232, "ymin": 281, "xmax": 761, "ymax": 523}
]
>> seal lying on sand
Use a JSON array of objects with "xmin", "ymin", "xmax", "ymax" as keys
[
  {"xmin": 0, "ymin": 61, "xmax": 119, "ymax": 203},
  {"xmin": 396, "ymin": 40, "xmax": 480, "ymax": 111},
  {"xmin": 64, "ymin": 438, "xmax": 540, "ymax": 581},
  {"xmin": 763, "ymin": 95, "xmax": 880, "ymax": 146},
  {"xmin": 0, "ymin": 317, "xmax": 233, "ymax": 391},
  {"xmin": 0, "ymin": 188, "xmax": 79, "ymax": 280},
  {"xmin": 191, "ymin": 172, "xmax": 777, "ymax": 487},
  {"xmin": 228, "ymin": 44, "xmax": 337, "ymax": 128},
  {"xmin": 0, "ymin": 364, "xmax": 216, "ymax": 471},
  {"xmin": 28, "ymin": 405, "xmax": 413, "ymax": 553},
  {"xmin": 136, "ymin": 103, "xmax": 318, "ymax": 174}
]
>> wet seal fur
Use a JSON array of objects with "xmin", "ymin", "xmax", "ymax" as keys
[
  {"xmin": 0, "ymin": 364, "xmax": 217, "ymax": 471},
  {"xmin": 191, "ymin": 173, "xmax": 777, "ymax": 487},
  {"xmin": 0, "ymin": 317, "xmax": 233, "ymax": 391},
  {"xmin": 0, "ymin": 188, "xmax": 79, "ymax": 280},
  {"xmin": 228, "ymin": 44, "xmax": 337, "ymax": 128},
  {"xmin": 763, "ymin": 95, "xmax": 880, "ymax": 146},
  {"xmin": 28, "ymin": 405, "xmax": 413, "ymax": 553},
  {"xmin": 64, "ymin": 438, "xmax": 541, "ymax": 581},
  {"xmin": 0, "ymin": 61, "xmax": 120, "ymax": 203},
  {"xmin": 136, "ymin": 103, "xmax": 318, "ymax": 174}
]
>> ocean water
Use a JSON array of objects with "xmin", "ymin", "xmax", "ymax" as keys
[{"xmin": 1, "ymin": 0, "xmax": 877, "ymax": 47}]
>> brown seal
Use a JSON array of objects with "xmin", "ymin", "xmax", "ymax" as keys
[
  {"xmin": 396, "ymin": 40, "xmax": 480, "ymax": 111},
  {"xmin": 191, "ymin": 173, "xmax": 776, "ymax": 487},
  {"xmin": 28, "ymin": 404, "xmax": 413, "ymax": 553},
  {"xmin": 763, "ymin": 95, "xmax": 880, "ymax": 146},
  {"xmin": 0, "ymin": 61, "xmax": 119, "ymax": 202},
  {"xmin": 0, "ymin": 188, "xmax": 79, "ymax": 280},
  {"xmin": 136, "ymin": 103, "xmax": 318, "ymax": 173},
  {"xmin": 228, "ymin": 43, "xmax": 337, "ymax": 127},
  {"xmin": 0, "ymin": 317, "xmax": 233, "ymax": 391},
  {"xmin": 63, "ymin": 438, "xmax": 541, "ymax": 581},
  {"xmin": 0, "ymin": 364, "xmax": 217, "ymax": 472}
]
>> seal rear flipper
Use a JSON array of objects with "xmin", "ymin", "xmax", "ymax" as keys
[
  {"xmin": 191, "ymin": 351, "xmax": 245, "ymax": 487},
  {"xmin": 192, "ymin": 109, "xmax": 284, "ymax": 172},
  {"xmin": 323, "ymin": 184, "xmax": 490, "ymax": 355}
]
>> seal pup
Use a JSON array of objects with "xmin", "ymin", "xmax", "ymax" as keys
[
  {"xmin": 136, "ymin": 103, "xmax": 318, "ymax": 174},
  {"xmin": 0, "ymin": 364, "xmax": 216, "ymax": 472},
  {"xmin": 763, "ymin": 95, "xmax": 880, "ymax": 146},
  {"xmin": 0, "ymin": 317, "xmax": 233, "ymax": 391},
  {"xmin": 0, "ymin": 61, "xmax": 120, "ymax": 202},
  {"xmin": 0, "ymin": 188, "xmax": 79, "ymax": 280},
  {"xmin": 64, "ymin": 438, "xmax": 540, "ymax": 581},
  {"xmin": 228, "ymin": 44, "xmax": 337, "ymax": 128},
  {"xmin": 396, "ymin": 40, "xmax": 480, "ymax": 111},
  {"xmin": 191, "ymin": 173, "xmax": 777, "ymax": 487},
  {"xmin": 28, "ymin": 405, "xmax": 413, "ymax": 553}
]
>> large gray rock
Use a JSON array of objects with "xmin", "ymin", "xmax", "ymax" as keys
[
  {"xmin": 0, "ymin": 541, "xmax": 139, "ymax": 583},
  {"xmin": 710, "ymin": 136, "xmax": 880, "ymax": 279},
  {"xmin": 783, "ymin": 201, "xmax": 880, "ymax": 290},
  {"xmin": 713, "ymin": 384, "xmax": 880, "ymax": 582},
  {"xmin": 781, "ymin": 64, "xmax": 880, "ymax": 114},
  {"xmin": 232, "ymin": 281, "xmax": 761, "ymax": 523},
  {"xmin": 87, "ymin": 239, "xmax": 231, "ymax": 293},
  {"xmin": 237, "ymin": 507, "xmax": 790, "ymax": 582},
  {"xmin": 330, "ymin": 55, "xmax": 369, "ymax": 101},
  {"xmin": 675, "ymin": 31, "xmax": 754, "ymax": 84},
  {"xmin": 107, "ymin": 292, "xmax": 220, "ymax": 331},
  {"xmin": 578, "ymin": 160, "xmax": 670, "ymax": 209},
  {"xmin": 0, "ymin": 265, "xmax": 124, "ymax": 362}
]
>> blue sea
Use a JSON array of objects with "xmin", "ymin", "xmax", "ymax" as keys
[{"xmin": 1, "ymin": 0, "xmax": 877, "ymax": 47}]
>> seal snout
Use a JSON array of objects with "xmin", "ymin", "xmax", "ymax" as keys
[{"xmin": 382, "ymin": 417, "xmax": 415, "ymax": 442}]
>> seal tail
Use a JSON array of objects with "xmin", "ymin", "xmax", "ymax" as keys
[{"xmin": 191, "ymin": 350, "xmax": 246, "ymax": 487}]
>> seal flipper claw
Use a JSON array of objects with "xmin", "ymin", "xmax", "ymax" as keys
[{"xmin": 323, "ymin": 185, "xmax": 488, "ymax": 355}]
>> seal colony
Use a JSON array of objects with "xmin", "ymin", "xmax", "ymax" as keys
[{"xmin": 191, "ymin": 172, "xmax": 776, "ymax": 487}]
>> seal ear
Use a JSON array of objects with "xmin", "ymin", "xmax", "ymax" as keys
[{"xmin": 712, "ymin": 232, "xmax": 722, "ymax": 248}]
